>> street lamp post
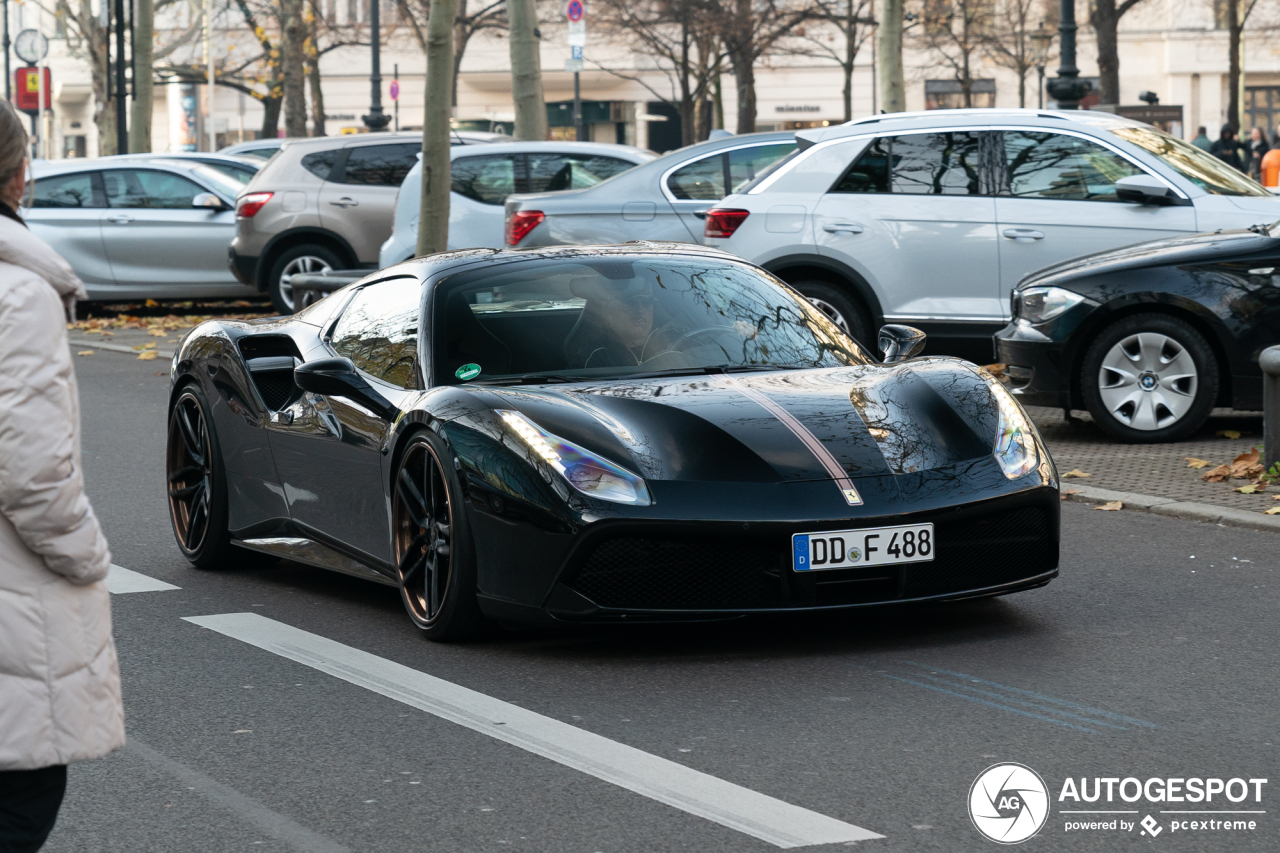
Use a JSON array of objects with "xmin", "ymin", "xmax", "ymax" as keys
[
  {"xmin": 1044, "ymin": 0, "xmax": 1091, "ymax": 109},
  {"xmin": 363, "ymin": 0, "xmax": 391, "ymax": 131},
  {"xmin": 1030, "ymin": 24, "xmax": 1053, "ymax": 110}
]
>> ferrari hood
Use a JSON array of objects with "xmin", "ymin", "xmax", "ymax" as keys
[{"xmin": 487, "ymin": 359, "xmax": 1001, "ymax": 490}]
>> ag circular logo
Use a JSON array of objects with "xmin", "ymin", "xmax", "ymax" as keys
[{"xmin": 969, "ymin": 763, "xmax": 1049, "ymax": 844}]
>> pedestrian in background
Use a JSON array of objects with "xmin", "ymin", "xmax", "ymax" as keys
[
  {"xmin": 1247, "ymin": 127, "xmax": 1270, "ymax": 180},
  {"xmin": 1190, "ymin": 126, "xmax": 1212, "ymax": 151},
  {"xmin": 1210, "ymin": 123, "xmax": 1245, "ymax": 172},
  {"xmin": 0, "ymin": 99, "xmax": 124, "ymax": 852}
]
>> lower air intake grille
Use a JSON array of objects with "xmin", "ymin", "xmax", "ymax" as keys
[
  {"xmin": 568, "ymin": 538, "xmax": 780, "ymax": 609},
  {"xmin": 904, "ymin": 507, "xmax": 1053, "ymax": 598}
]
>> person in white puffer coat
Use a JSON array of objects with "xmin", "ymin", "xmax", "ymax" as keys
[{"xmin": 0, "ymin": 100, "xmax": 124, "ymax": 852}]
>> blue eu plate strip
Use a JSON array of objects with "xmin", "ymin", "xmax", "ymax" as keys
[{"xmin": 793, "ymin": 534, "xmax": 810, "ymax": 572}]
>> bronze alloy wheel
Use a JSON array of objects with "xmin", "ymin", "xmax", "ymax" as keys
[
  {"xmin": 393, "ymin": 434, "xmax": 456, "ymax": 630},
  {"xmin": 167, "ymin": 390, "xmax": 215, "ymax": 556}
]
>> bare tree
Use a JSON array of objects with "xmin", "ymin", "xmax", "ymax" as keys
[
  {"xmin": 282, "ymin": 0, "xmax": 309, "ymax": 137},
  {"xmin": 508, "ymin": 0, "xmax": 548, "ymax": 139},
  {"xmin": 398, "ymin": 0, "xmax": 506, "ymax": 108},
  {"xmin": 786, "ymin": 0, "xmax": 876, "ymax": 122},
  {"xmin": 911, "ymin": 0, "xmax": 992, "ymax": 108},
  {"xmin": 878, "ymin": 0, "xmax": 905, "ymax": 112},
  {"xmin": 130, "ymin": 0, "xmax": 157, "ymax": 151},
  {"xmin": 419, "ymin": 0, "xmax": 457, "ymax": 254},
  {"xmin": 1222, "ymin": 0, "xmax": 1259, "ymax": 132},
  {"xmin": 594, "ymin": 0, "xmax": 726, "ymax": 146},
  {"xmin": 981, "ymin": 0, "xmax": 1049, "ymax": 107},
  {"xmin": 1089, "ymin": 0, "xmax": 1146, "ymax": 105},
  {"xmin": 718, "ymin": 0, "xmax": 815, "ymax": 133}
]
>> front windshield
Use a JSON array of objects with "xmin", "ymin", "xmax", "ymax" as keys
[
  {"xmin": 1109, "ymin": 125, "xmax": 1272, "ymax": 197},
  {"xmin": 187, "ymin": 163, "xmax": 249, "ymax": 196},
  {"xmin": 433, "ymin": 256, "xmax": 868, "ymax": 384}
]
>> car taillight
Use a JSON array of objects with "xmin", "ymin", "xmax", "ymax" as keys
[
  {"xmin": 704, "ymin": 208, "xmax": 749, "ymax": 239},
  {"xmin": 505, "ymin": 210, "xmax": 544, "ymax": 246},
  {"xmin": 236, "ymin": 192, "xmax": 273, "ymax": 218}
]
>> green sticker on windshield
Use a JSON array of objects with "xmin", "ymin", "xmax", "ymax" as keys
[{"xmin": 455, "ymin": 363, "xmax": 481, "ymax": 381}]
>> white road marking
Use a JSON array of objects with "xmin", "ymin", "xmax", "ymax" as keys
[
  {"xmin": 107, "ymin": 564, "xmax": 181, "ymax": 594},
  {"xmin": 184, "ymin": 613, "xmax": 883, "ymax": 849}
]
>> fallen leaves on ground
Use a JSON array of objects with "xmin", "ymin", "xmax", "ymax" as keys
[
  {"xmin": 1265, "ymin": 507, "xmax": 1280, "ymax": 515},
  {"xmin": 983, "ymin": 363, "xmax": 1007, "ymax": 377},
  {"xmin": 147, "ymin": 328, "xmax": 168, "ymax": 337},
  {"xmin": 76, "ymin": 350, "xmax": 93, "ymax": 356},
  {"xmin": 1184, "ymin": 457, "xmax": 1214, "ymax": 469},
  {"xmin": 1235, "ymin": 483, "xmax": 1265, "ymax": 494},
  {"xmin": 1217, "ymin": 430, "xmax": 1243, "ymax": 439},
  {"xmin": 1060, "ymin": 488, "xmax": 1082, "ymax": 501},
  {"xmin": 1062, "ymin": 469, "xmax": 1091, "ymax": 478},
  {"xmin": 132, "ymin": 342, "xmax": 157, "ymax": 351},
  {"xmin": 137, "ymin": 351, "xmax": 158, "ymax": 361},
  {"xmin": 1201, "ymin": 464, "xmax": 1232, "ymax": 482},
  {"xmin": 1230, "ymin": 448, "xmax": 1264, "ymax": 480},
  {"xmin": 1095, "ymin": 501, "xmax": 1123, "ymax": 511}
]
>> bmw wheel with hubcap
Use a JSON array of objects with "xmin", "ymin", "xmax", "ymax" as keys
[
  {"xmin": 392, "ymin": 431, "xmax": 486, "ymax": 640},
  {"xmin": 267, "ymin": 245, "xmax": 341, "ymax": 314},
  {"xmin": 1081, "ymin": 314, "xmax": 1218, "ymax": 443}
]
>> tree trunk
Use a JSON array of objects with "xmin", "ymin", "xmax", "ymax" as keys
[
  {"xmin": 728, "ymin": 0, "xmax": 756, "ymax": 133},
  {"xmin": 309, "ymin": 60, "xmax": 327, "ymax": 136},
  {"xmin": 129, "ymin": 0, "xmax": 155, "ymax": 152},
  {"xmin": 1227, "ymin": 0, "xmax": 1242, "ymax": 133},
  {"xmin": 507, "ymin": 0, "xmax": 547, "ymax": 140},
  {"xmin": 281, "ymin": 0, "xmax": 309, "ymax": 138},
  {"xmin": 452, "ymin": 0, "xmax": 467, "ymax": 108},
  {"xmin": 1017, "ymin": 68, "xmax": 1026, "ymax": 108},
  {"xmin": 713, "ymin": 74, "xmax": 725, "ymax": 130},
  {"xmin": 88, "ymin": 21, "xmax": 117, "ymax": 156},
  {"xmin": 418, "ymin": 0, "xmax": 457, "ymax": 256},
  {"xmin": 878, "ymin": 0, "xmax": 905, "ymax": 113},
  {"xmin": 1090, "ymin": 0, "xmax": 1121, "ymax": 105},
  {"xmin": 261, "ymin": 95, "xmax": 283, "ymax": 139},
  {"xmin": 841, "ymin": 15, "xmax": 855, "ymax": 123}
]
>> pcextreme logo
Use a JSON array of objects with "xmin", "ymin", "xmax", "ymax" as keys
[
  {"xmin": 970, "ymin": 763, "xmax": 1268, "ymax": 843},
  {"xmin": 969, "ymin": 763, "xmax": 1050, "ymax": 844}
]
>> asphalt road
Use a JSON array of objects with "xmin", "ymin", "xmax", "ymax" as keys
[{"xmin": 45, "ymin": 348, "xmax": 1280, "ymax": 853}]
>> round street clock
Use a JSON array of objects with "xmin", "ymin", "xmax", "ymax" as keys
[{"xmin": 14, "ymin": 29, "xmax": 49, "ymax": 65}]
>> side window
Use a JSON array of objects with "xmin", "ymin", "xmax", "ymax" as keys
[
  {"xmin": 301, "ymin": 149, "xmax": 341, "ymax": 180},
  {"xmin": 1003, "ymin": 131, "xmax": 1145, "ymax": 201},
  {"xmin": 526, "ymin": 153, "xmax": 636, "ymax": 192},
  {"xmin": 451, "ymin": 154, "xmax": 519, "ymax": 205},
  {"xmin": 832, "ymin": 133, "xmax": 984, "ymax": 195},
  {"xmin": 103, "ymin": 170, "xmax": 205, "ymax": 208},
  {"xmin": 727, "ymin": 143, "xmax": 796, "ymax": 193},
  {"xmin": 31, "ymin": 172, "xmax": 102, "ymax": 208},
  {"xmin": 329, "ymin": 278, "xmax": 423, "ymax": 389},
  {"xmin": 342, "ymin": 144, "xmax": 421, "ymax": 186},
  {"xmin": 667, "ymin": 154, "xmax": 726, "ymax": 200}
]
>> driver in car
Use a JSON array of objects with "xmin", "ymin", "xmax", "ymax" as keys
[{"xmin": 566, "ymin": 276, "xmax": 686, "ymax": 369}]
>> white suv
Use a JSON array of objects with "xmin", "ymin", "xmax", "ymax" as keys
[{"xmin": 705, "ymin": 109, "xmax": 1280, "ymax": 354}]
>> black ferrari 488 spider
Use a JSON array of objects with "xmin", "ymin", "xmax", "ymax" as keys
[{"xmin": 166, "ymin": 244, "xmax": 1059, "ymax": 639}]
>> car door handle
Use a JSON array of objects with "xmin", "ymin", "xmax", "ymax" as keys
[
  {"xmin": 822, "ymin": 222, "xmax": 864, "ymax": 234},
  {"xmin": 104, "ymin": 213, "xmax": 134, "ymax": 224},
  {"xmin": 1002, "ymin": 228, "xmax": 1045, "ymax": 241},
  {"xmin": 328, "ymin": 197, "xmax": 359, "ymax": 208}
]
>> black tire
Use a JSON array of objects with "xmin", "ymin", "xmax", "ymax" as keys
[
  {"xmin": 266, "ymin": 244, "xmax": 343, "ymax": 315},
  {"xmin": 1080, "ymin": 313, "xmax": 1218, "ymax": 443},
  {"xmin": 166, "ymin": 383, "xmax": 236, "ymax": 568},
  {"xmin": 391, "ymin": 430, "xmax": 487, "ymax": 641},
  {"xmin": 789, "ymin": 279, "xmax": 873, "ymax": 348}
]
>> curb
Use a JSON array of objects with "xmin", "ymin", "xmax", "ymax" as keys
[
  {"xmin": 1062, "ymin": 484, "xmax": 1280, "ymax": 533},
  {"xmin": 69, "ymin": 339, "xmax": 175, "ymax": 360}
]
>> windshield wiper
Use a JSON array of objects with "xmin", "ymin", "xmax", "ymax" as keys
[
  {"xmin": 474, "ymin": 373, "xmax": 590, "ymax": 385},
  {"xmin": 625, "ymin": 364, "xmax": 806, "ymax": 380}
]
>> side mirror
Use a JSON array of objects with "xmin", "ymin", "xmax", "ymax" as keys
[
  {"xmin": 293, "ymin": 357, "xmax": 399, "ymax": 421},
  {"xmin": 192, "ymin": 192, "xmax": 229, "ymax": 210},
  {"xmin": 878, "ymin": 324, "xmax": 926, "ymax": 363},
  {"xmin": 1115, "ymin": 174, "xmax": 1180, "ymax": 206}
]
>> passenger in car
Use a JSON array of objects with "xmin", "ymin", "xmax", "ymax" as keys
[{"xmin": 563, "ymin": 276, "xmax": 681, "ymax": 369}]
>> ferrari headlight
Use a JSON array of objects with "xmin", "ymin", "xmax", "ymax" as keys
[
  {"xmin": 1019, "ymin": 286, "xmax": 1086, "ymax": 324},
  {"xmin": 988, "ymin": 381, "xmax": 1038, "ymax": 479},
  {"xmin": 498, "ymin": 411, "xmax": 652, "ymax": 505}
]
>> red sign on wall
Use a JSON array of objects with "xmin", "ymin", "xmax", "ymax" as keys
[{"xmin": 14, "ymin": 67, "xmax": 51, "ymax": 112}]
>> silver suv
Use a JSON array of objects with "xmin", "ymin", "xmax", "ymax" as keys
[
  {"xmin": 229, "ymin": 131, "xmax": 500, "ymax": 312},
  {"xmin": 705, "ymin": 109, "xmax": 1280, "ymax": 354}
]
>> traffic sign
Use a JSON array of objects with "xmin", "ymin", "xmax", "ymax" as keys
[
  {"xmin": 564, "ymin": 59, "xmax": 584, "ymax": 72},
  {"xmin": 389, "ymin": 80, "xmax": 400, "ymax": 101},
  {"xmin": 565, "ymin": 0, "xmax": 584, "ymax": 21},
  {"xmin": 571, "ymin": 45, "xmax": 583, "ymax": 60},
  {"xmin": 14, "ymin": 67, "xmax": 50, "ymax": 112}
]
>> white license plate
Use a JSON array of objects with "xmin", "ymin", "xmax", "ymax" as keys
[{"xmin": 792, "ymin": 523, "xmax": 935, "ymax": 572}]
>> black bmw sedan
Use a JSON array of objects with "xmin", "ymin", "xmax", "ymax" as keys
[
  {"xmin": 168, "ymin": 244, "xmax": 1059, "ymax": 639},
  {"xmin": 995, "ymin": 225, "xmax": 1280, "ymax": 443}
]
